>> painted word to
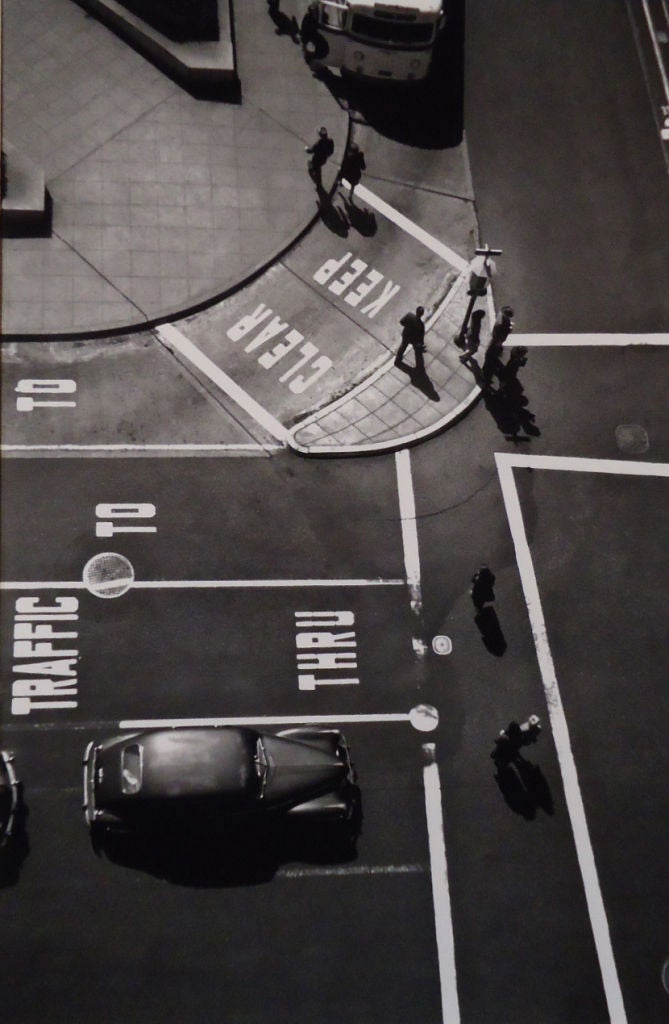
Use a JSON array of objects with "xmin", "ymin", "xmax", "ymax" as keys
[
  {"xmin": 295, "ymin": 610, "xmax": 359, "ymax": 691},
  {"xmin": 10, "ymin": 597, "xmax": 80, "ymax": 716},
  {"xmin": 16, "ymin": 379, "xmax": 77, "ymax": 412},
  {"xmin": 95, "ymin": 502, "xmax": 157, "ymax": 539},
  {"xmin": 227, "ymin": 305, "xmax": 332, "ymax": 394},
  {"xmin": 313, "ymin": 252, "xmax": 400, "ymax": 317}
]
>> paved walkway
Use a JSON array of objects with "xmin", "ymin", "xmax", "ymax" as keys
[{"xmin": 1, "ymin": 0, "xmax": 495, "ymax": 455}]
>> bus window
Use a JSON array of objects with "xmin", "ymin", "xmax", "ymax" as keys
[{"xmin": 318, "ymin": 1, "xmax": 348, "ymax": 30}]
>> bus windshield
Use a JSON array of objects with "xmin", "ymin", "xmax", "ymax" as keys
[{"xmin": 350, "ymin": 13, "xmax": 435, "ymax": 45}]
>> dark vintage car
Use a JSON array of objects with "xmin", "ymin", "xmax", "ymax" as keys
[
  {"xmin": 0, "ymin": 750, "xmax": 20, "ymax": 847},
  {"xmin": 83, "ymin": 726, "xmax": 358, "ymax": 836}
]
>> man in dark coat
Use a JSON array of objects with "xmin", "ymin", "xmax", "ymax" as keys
[
  {"xmin": 306, "ymin": 126, "xmax": 334, "ymax": 189},
  {"xmin": 395, "ymin": 306, "xmax": 426, "ymax": 369}
]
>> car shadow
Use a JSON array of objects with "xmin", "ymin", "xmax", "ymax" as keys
[
  {"xmin": 0, "ymin": 797, "xmax": 30, "ymax": 888},
  {"xmin": 95, "ymin": 796, "xmax": 363, "ymax": 887}
]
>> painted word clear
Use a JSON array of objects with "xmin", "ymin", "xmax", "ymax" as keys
[
  {"xmin": 295, "ymin": 610, "xmax": 359, "ymax": 691},
  {"xmin": 313, "ymin": 252, "xmax": 400, "ymax": 317},
  {"xmin": 227, "ymin": 306, "xmax": 333, "ymax": 394},
  {"xmin": 11, "ymin": 597, "xmax": 79, "ymax": 716}
]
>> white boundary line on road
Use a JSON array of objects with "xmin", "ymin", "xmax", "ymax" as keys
[
  {"xmin": 641, "ymin": 0, "xmax": 669, "ymax": 102},
  {"xmin": 1, "ymin": 444, "xmax": 282, "ymax": 454},
  {"xmin": 395, "ymin": 449, "xmax": 427, "ymax": 655},
  {"xmin": 280, "ymin": 863, "xmax": 427, "ymax": 879},
  {"xmin": 156, "ymin": 323, "xmax": 290, "ymax": 444},
  {"xmin": 493, "ymin": 451, "xmax": 669, "ymax": 1024},
  {"xmin": 511, "ymin": 333, "xmax": 669, "ymax": 347},
  {"xmin": 423, "ymin": 744, "xmax": 461, "ymax": 1024},
  {"xmin": 351, "ymin": 183, "xmax": 469, "ymax": 272},
  {"xmin": 119, "ymin": 713, "xmax": 412, "ymax": 728},
  {"xmin": 0, "ymin": 577, "xmax": 405, "ymax": 591}
]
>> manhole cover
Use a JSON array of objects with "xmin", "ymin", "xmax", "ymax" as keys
[
  {"xmin": 409, "ymin": 704, "xmax": 439, "ymax": 732},
  {"xmin": 83, "ymin": 552, "xmax": 135, "ymax": 598},
  {"xmin": 432, "ymin": 635, "xmax": 452, "ymax": 655},
  {"xmin": 615, "ymin": 424, "xmax": 649, "ymax": 454}
]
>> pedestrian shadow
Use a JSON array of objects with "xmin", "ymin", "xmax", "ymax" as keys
[
  {"xmin": 461, "ymin": 356, "xmax": 541, "ymax": 443},
  {"xmin": 493, "ymin": 756, "xmax": 554, "ymax": 820},
  {"xmin": 267, "ymin": 1, "xmax": 300, "ymax": 42},
  {"xmin": 339, "ymin": 194, "xmax": 378, "ymax": 236},
  {"xmin": 317, "ymin": 194, "xmax": 349, "ymax": 236},
  {"xmin": 395, "ymin": 358, "xmax": 440, "ymax": 401},
  {"xmin": 474, "ymin": 606, "xmax": 507, "ymax": 656}
]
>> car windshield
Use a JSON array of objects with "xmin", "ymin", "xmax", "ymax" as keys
[{"xmin": 254, "ymin": 738, "xmax": 268, "ymax": 797}]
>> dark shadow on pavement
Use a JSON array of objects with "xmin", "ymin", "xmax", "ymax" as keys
[
  {"xmin": 0, "ymin": 798, "xmax": 30, "ymax": 888},
  {"xmin": 493, "ymin": 757, "xmax": 554, "ymax": 820},
  {"xmin": 317, "ymin": 194, "xmax": 350, "ymax": 236},
  {"xmin": 340, "ymin": 194, "xmax": 378, "ymax": 236},
  {"xmin": 267, "ymin": 0, "xmax": 300, "ymax": 41},
  {"xmin": 395, "ymin": 358, "xmax": 440, "ymax": 401},
  {"xmin": 474, "ymin": 606, "xmax": 507, "ymax": 656},
  {"xmin": 461, "ymin": 356, "xmax": 541, "ymax": 444},
  {"xmin": 94, "ymin": 797, "xmax": 363, "ymax": 888}
]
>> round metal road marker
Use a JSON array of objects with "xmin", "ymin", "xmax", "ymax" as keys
[
  {"xmin": 83, "ymin": 552, "xmax": 135, "ymax": 598},
  {"xmin": 432, "ymin": 634, "xmax": 452, "ymax": 655},
  {"xmin": 409, "ymin": 704, "xmax": 439, "ymax": 732}
]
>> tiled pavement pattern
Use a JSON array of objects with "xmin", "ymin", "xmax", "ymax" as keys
[
  {"xmin": 290, "ymin": 273, "xmax": 489, "ymax": 453},
  {"xmin": 1, "ymin": 0, "xmax": 346, "ymax": 335}
]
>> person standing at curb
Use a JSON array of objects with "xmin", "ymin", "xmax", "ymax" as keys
[
  {"xmin": 395, "ymin": 306, "xmax": 426, "ymax": 368},
  {"xmin": 470, "ymin": 564, "xmax": 496, "ymax": 609},
  {"xmin": 483, "ymin": 305, "xmax": 514, "ymax": 380},
  {"xmin": 306, "ymin": 126, "xmax": 334, "ymax": 191},
  {"xmin": 339, "ymin": 142, "xmax": 366, "ymax": 202},
  {"xmin": 459, "ymin": 308, "xmax": 486, "ymax": 363}
]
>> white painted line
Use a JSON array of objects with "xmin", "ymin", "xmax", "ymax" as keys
[
  {"xmin": 119, "ymin": 713, "xmax": 411, "ymax": 729},
  {"xmin": 495, "ymin": 452, "xmax": 669, "ymax": 477},
  {"xmin": 511, "ymin": 333, "xmax": 669, "ymax": 347},
  {"xmin": 395, "ymin": 449, "xmax": 427, "ymax": 655},
  {"xmin": 1, "ymin": 444, "xmax": 281, "ymax": 454},
  {"xmin": 351, "ymin": 183, "xmax": 469, "ymax": 272},
  {"xmin": 642, "ymin": 0, "xmax": 669, "ymax": 101},
  {"xmin": 0, "ymin": 577, "xmax": 405, "ymax": 591},
  {"xmin": 280, "ymin": 863, "xmax": 427, "ymax": 879},
  {"xmin": 156, "ymin": 324, "xmax": 290, "ymax": 444},
  {"xmin": 495, "ymin": 453, "xmax": 629, "ymax": 1024},
  {"xmin": 423, "ymin": 744, "xmax": 460, "ymax": 1024}
]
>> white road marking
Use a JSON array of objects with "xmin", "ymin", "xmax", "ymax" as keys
[
  {"xmin": 395, "ymin": 449, "xmax": 427, "ymax": 655},
  {"xmin": 279, "ymin": 863, "xmax": 427, "ymax": 879},
  {"xmin": 1, "ymin": 444, "xmax": 281, "ymax": 455},
  {"xmin": 156, "ymin": 324, "xmax": 290, "ymax": 444},
  {"xmin": 496, "ymin": 452, "xmax": 669, "ymax": 477},
  {"xmin": 495, "ymin": 451, "xmax": 633, "ymax": 1024},
  {"xmin": 349, "ymin": 183, "xmax": 469, "ymax": 272},
  {"xmin": 119, "ymin": 713, "xmax": 412, "ymax": 729},
  {"xmin": 511, "ymin": 333, "xmax": 669, "ymax": 347},
  {"xmin": 642, "ymin": 0, "xmax": 669, "ymax": 101},
  {"xmin": 1, "ymin": 578, "xmax": 405, "ymax": 591},
  {"xmin": 423, "ymin": 743, "xmax": 460, "ymax": 1024}
]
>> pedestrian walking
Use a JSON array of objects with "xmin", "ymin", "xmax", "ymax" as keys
[
  {"xmin": 470, "ymin": 564, "xmax": 495, "ymax": 609},
  {"xmin": 305, "ymin": 126, "xmax": 334, "ymax": 190},
  {"xmin": 340, "ymin": 142, "xmax": 366, "ymax": 201},
  {"xmin": 483, "ymin": 305, "xmax": 514, "ymax": 380},
  {"xmin": 395, "ymin": 306, "xmax": 426, "ymax": 369}
]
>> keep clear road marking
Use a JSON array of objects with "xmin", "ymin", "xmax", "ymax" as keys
[
  {"xmin": 350, "ymin": 182, "xmax": 469, "ymax": 273},
  {"xmin": 156, "ymin": 323, "xmax": 290, "ymax": 445},
  {"xmin": 493, "ymin": 452, "xmax": 669, "ymax": 1024}
]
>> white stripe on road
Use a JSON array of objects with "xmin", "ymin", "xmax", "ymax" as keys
[
  {"xmin": 1, "ymin": 444, "xmax": 281, "ymax": 455},
  {"xmin": 510, "ymin": 333, "xmax": 669, "ymax": 346},
  {"xmin": 395, "ymin": 448, "xmax": 427, "ymax": 655},
  {"xmin": 495, "ymin": 452, "xmax": 669, "ymax": 477},
  {"xmin": 156, "ymin": 324, "xmax": 290, "ymax": 444},
  {"xmin": 495, "ymin": 452, "xmax": 629, "ymax": 1024},
  {"xmin": 350, "ymin": 183, "xmax": 469, "ymax": 272},
  {"xmin": 119, "ymin": 713, "xmax": 411, "ymax": 729},
  {"xmin": 641, "ymin": 0, "xmax": 669, "ymax": 101},
  {"xmin": 279, "ymin": 863, "xmax": 427, "ymax": 879},
  {"xmin": 0, "ymin": 577, "xmax": 405, "ymax": 591},
  {"xmin": 423, "ymin": 744, "xmax": 460, "ymax": 1024}
]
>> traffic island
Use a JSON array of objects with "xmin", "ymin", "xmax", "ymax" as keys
[{"xmin": 72, "ymin": 0, "xmax": 240, "ymax": 100}]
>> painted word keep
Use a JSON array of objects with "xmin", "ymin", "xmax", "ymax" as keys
[
  {"xmin": 313, "ymin": 252, "xmax": 400, "ymax": 317},
  {"xmin": 295, "ymin": 610, "xmax": 359, "ymax": 691}
]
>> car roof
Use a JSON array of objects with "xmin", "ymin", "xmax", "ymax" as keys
[{"xmin": 128, "ymin": 727, "xmax": 258, "ymax": 800}]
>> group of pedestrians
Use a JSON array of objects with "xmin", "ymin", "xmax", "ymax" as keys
[{"xmin": 305, "ymin": 127, "xmax": 366, "ymax": 202}]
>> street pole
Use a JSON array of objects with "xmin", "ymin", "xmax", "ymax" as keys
[{"xmin": 455, "ymin": 245, "xmax": 502, "ymax": 348}]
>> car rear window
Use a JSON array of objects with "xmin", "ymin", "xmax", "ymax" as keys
[{"xmin": 121, "ymin": 743, "xmax": 142, "ymax": 794}]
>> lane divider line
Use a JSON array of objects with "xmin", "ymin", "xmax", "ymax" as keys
[
  {"xmin": 119, "ymin": 713, "xmax": 412, "ymax": 728},
  {"xmin": 495, "ymin": 452, "xmax": 629, "ymax": 1024},
  {"xmin": 395, "ymin": 449, "xmax": 427, "ymax": 656},
  {"xmin": 495, "ymin": 452, "xmax": 669, "ymax": 477},
  {"xmin": 0, "ymin": 577, "xmax": 405, "ymax": 591},
  {"xmin": 156, "ymin": 324, "xmax": 290, "ymax": 444},
  {"xmin": 280, "ymin": 863, "xmax": 427, "ymax": 879},
  {"xmin": 642, "ymin": 0, "xmax": 669, "ymax": 102},
  {"xmin": 510, "ymin": 333, "xmax": 669, "ymax": 347},
  {"xmin": 423, "ymin": 744, "xmax": 460, "ymax": 1024},
  {"xmin": 350, "ymin": 183, "xmax": 469, "ymax": 272},
  {"xmin": 1, "ymin": 444, "xmax": 282, "ymax": 454}
]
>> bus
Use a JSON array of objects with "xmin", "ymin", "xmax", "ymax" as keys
[{"xmin": 291, "ymin": 0, "xmax": 447, "ymax": 83}]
